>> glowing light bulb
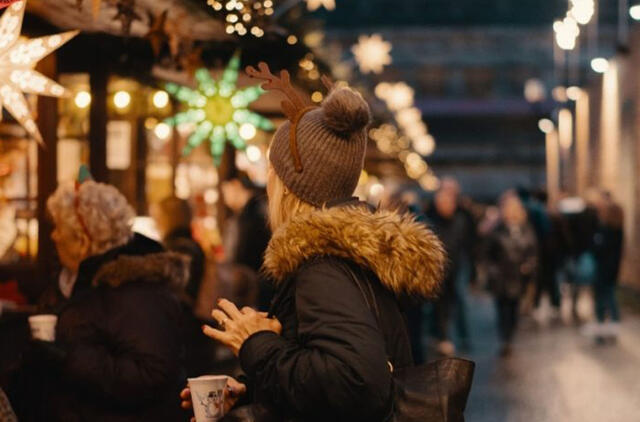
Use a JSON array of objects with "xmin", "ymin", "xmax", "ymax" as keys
[
  {"xmin": 154, "ymin": 122, "xmax": 171, "ymax": 140},
  {"xmin": 113, "ymin": 90, "xmax": 131, "ymax": 109},
  {"xmin": 246, "ymin": 145, "xmax": 262, "ymax": 162},
  {"xmin": 591, "ymin": 57, "xmax": 609, "ymax": 73},
  {"xmin": 566, "ymin": 86, "xmax": 581, "ymax": 101},
  {"xmin": 287, "ymin": 35, "xmax": 298, "ymax": 45},
  {"xmin": 153, "ymin": 90, "xmax": 169, "ymax": 108},
  {"xmin": 311, "ymin": 91, "xmax": 323, "ymax": 103},
  {"xmin": 74, "ymin": 91, "xmax": 91, "ymax": 108},
  {"xmin": 631, "ymin": 5, "xmax": 640, "ymax": 20},
  {"xmin": 538, "ymin": 118, "xmax": 555, "ymax": 134},
  {"xmin": 239, "ymin": 122, "xmax": 257, "ymax": 140},
  {"xmin": 369, "ymin": 183, "xmax": 384, "ymax": 197}
]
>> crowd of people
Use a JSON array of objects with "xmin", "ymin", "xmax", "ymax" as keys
[
  {"xmin": 399, "ymin": 178, "xmax": 626, "ymax": 360},
  {"xmin": 0, "ymin": 81, "xmax": 627, "ymax": 420}
]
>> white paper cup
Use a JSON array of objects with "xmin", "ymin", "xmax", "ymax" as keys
[
  {"xmin": 28, "ymin": 314, "xmax": 58, "ymax": 341},
  {"xmin": 188, "ymin": 375, "xmax": 229, "ymax": 422}
]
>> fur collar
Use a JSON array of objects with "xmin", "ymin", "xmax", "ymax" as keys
[
  {"xmin": 263, "ymin": 205, "xmax": 446, "ymax": 298},
  {"xmin": 92, "ymin": 252, "xmax": 190, "ymax": 290}
]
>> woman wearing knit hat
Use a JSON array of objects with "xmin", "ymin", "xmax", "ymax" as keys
[{"xmin": 183, "ymin": 64, "xmax": 446, "ymax": 421}]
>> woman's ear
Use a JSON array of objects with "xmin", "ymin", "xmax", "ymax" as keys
[{"xmin": 78, "ymin": 233, "xmax": 92, "ymax": 259}]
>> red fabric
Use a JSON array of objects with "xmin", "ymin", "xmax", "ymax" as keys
[
  {"xmin": 0, "ymin": 280, "xmax": 27, "ymax": 305},
  {"xmin": 0, "ymin": 1, "xmax": 20, "ymax": 10}
]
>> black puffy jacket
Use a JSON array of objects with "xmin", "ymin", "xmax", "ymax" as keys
[
  {"xmin": 238, "ymin": 200, "xmax": 446, "ymax": 422},
  {"xmin": 50, "ymin": 234, "xmax": 189, "ymax": 422}
]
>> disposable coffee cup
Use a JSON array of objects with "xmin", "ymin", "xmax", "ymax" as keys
[
  {"xmin": 28, "ymin": 314, "xmax": 58, "ymax": 342},
  {"xmin": 188, "ymin": 375, "xmax": 229, "ymax": 422}
]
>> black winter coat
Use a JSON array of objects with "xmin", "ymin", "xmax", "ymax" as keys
[
  {"xmin": 486, "ymin": 223, "xmax": 538, "ymax": 299},
  {"xmin": 47, "ymin": 234, "xmax": 188, "ymax": 422},
  {"xmin": 237, "ymin": 201, "xmax": 446, "ymax": 422}
]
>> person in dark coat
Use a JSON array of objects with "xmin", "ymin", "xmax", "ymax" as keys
[
  {"xmin": 220, "ymin": 173, "xmax": 272, "ymax": 311},
  {"xmin": 152, "ymin": 196, "xmax": 205, "ymax": 304},
  {"xmin": 593, "ymin": 192, "xmax": 624, "ymax": 343},
  {"xmin": 486, "ymin": 193, "xmax": 538, "ymax": 356},
  {"xmin": 183, "ymin": 80, "xmax": 446, "ymax": 421},
  {"xmin": 426, "ymin": 186, "xmax": 469, "ymax": 356},
  {"xmin": 14, "ymin": 174, "xmax": 188, "ymax": 422},
  {"xmin": 152, "ymin": 196, "xmax": 217, "ymax": 377}
]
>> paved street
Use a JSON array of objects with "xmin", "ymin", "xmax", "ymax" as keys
[{"xmin": 461, "ymin": 293, "xmax": 640, "ymax": 422}]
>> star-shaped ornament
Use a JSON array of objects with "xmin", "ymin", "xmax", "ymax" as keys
[
  {"xmin": 144, "ymin": 9, "xmax": 169, "ymax": 58},
  {"xmin": 0, "ymin": 1, "xmax": 78, "ymax": 145},
  {"xmin": 113, "ymin": 0, "xmax": 142, "ymax": 36},
  {"xmin": 352, "ymin": 33, "xmax": 392, "ymax": 74},
  {"xmin": 164, "ymin": 52, "xmax": 274, "ymax": 165},
  {"xmin": 306, "ymin": 0, "xmax": 336, "ymax": 11}
]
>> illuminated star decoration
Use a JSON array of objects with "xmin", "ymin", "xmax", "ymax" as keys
[
  {"xmin": 352, "ymin": 33, "xmax": 392, "ymax": 74},
  {"xmin": 0, "ymin": 0, "xmax": 78, "ymax": 145},
  {"xmin": 164, "ymin": 53, "xmax": 274, "ymax": 165},
  {"xmin": 306, "ymin": 0, "xmax": 336, "ymax": 11}
]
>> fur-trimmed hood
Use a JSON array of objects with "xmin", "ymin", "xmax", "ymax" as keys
[
  {"xmin": 263, "ymin": 204, "xmax": 446, "ymax": 298},
  {"xmin": 92, "ymin": 252, "xmax": 190, "ymax": 290}
]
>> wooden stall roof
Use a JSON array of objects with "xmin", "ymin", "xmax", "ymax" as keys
[{"xmin": 27, "ymin": 0, "xmax": 228, "ymax": 41}]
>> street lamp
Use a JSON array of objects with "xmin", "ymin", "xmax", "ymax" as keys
[{"xmin": 631, "ymin": 4, "xmax": 640, "ymax": 20}]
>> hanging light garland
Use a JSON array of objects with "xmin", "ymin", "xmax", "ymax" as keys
[
  {"xmin": 0, "ymin": 0, "xmax": 79, "ymax": 145},
  {"xmin": 164, "ymin": 52, "xmax": 274, "ymax": 165},
  {"xmin": 371, "ymin": 80, "xmax": 438, "ymax": 186},
  {"xmin": 206, "ymin": 0, "xmax": 272, "ymax": 37}
]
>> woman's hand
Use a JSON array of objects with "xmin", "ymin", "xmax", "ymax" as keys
[
  {"xmin": 180, "ymin": 377, "xmax": 247, "ymax": 420},
  {"xmin": 203, "ymin": 299, "xmax": 282, "ymax": 356}
]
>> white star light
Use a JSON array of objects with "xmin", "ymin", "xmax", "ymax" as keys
[
  {"xmin": 306, "ymin": 0, "xmax": 336, "ymax": 11},
  {"xmin": 0, "ymin": 1, "xmax": 78, "ymax": 144},
  {"xmin": 352, "ymin": 34, "xmax": 392, "ymax": 74}
]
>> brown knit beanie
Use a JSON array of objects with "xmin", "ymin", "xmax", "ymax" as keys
[{"xmin": 269, "ymin": 87, "xmax": 371, "ymax": 207}]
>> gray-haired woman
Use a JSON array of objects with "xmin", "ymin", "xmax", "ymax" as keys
[{"xmin": 20, "ymin": 173, "xmax": 189, "ymax": 422}]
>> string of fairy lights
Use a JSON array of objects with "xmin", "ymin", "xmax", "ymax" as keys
[{"xmin": 0, "ymin": 0, "xmax": 438, "ymax": 191}]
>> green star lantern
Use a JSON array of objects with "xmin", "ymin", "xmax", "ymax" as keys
[{"xmin": 165, "ymin": 52, "xmax": 274, "ymax": 164}]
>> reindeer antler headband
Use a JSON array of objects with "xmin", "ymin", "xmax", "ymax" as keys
[{"xmin": 246, "ymin": 62, "xmax": 333, "ymax": 173}]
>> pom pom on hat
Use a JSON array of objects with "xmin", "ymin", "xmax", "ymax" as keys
[{"xmin": 322, "ymin": 87, "xmax": 371, "ymax": 136}]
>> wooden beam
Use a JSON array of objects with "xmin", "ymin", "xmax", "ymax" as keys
[{"xmin": 36, "ymin": 53, "xmax": 58, "ymax": 293}]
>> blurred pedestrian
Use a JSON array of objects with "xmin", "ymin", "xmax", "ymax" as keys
[
  {"xmin": 220, "ymin": 172, "xmax": 271, "ymax": 311},
  {"xmin": 441, "ymin": 178, "xmax": 476, "ymax": 351},
  {"xmin": 152, "ymin": 196, "xmax": 205, "ymax": 303},
  {"xmin": 14, "ymin": 168, "xmax": 187, "ymax": 421},
  {"xmin": 184, "ymin": 82, "xmax": 446, "ymax": 421},
  {"xmin": 426, "ymin": 185, "xmax": 468, "ymax": 356},
  {"xmin": 593, "ymin": 192, "xmax": 624, "ymax": 344},
  {"xmin": 517, "ymin": 188, "xmax": 560, "ymax": 319},
  {"xmin": 556, "ymin": 195, "xmax": 599, "ymax": 323},
  {"xmin": 486, "ymin": 193, "xmax": 538, "ymax": 356},
  {"xmin": 152, "ymin": 196, "xmax": 219, "ymax": 377}
]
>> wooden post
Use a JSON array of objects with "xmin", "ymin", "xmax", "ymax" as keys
[
  {"xmin": 89, "ymin": 51, "xmax": 108, "ymax": 183},
  {"xmin": 36, "ymin": 54, "xmax": 58, "ymax": 288},
  {"xmin": 575, "ymin": 90, "xmax": 590, "ymax": 195},
  {"xmin": 546, "ymin": 130, "xmax": 560, "ymax": 206}
]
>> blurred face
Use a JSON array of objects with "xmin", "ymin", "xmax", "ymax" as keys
[
  {"xmin": 51, "ymin": 220, "xmax": 90, "ymax": 272},
  {"xmin": 501, "ymin": 196, "xmax": 527, "ymax": 226},
  {"xmin": 221, "ymin": 180, "xmax": 247, "ymax": 212},
  {"xmin": 435, "ymin": 190, "xmax": 457, "ymax": 219}
]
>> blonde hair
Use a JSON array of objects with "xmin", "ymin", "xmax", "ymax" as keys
[
  {"xmin": 267, "ymin": 165, "xmax": 315, "ymax": 232},
  {"xmin": 47, "ymin": 181, "xmax": 135, "ymax": 256}
]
